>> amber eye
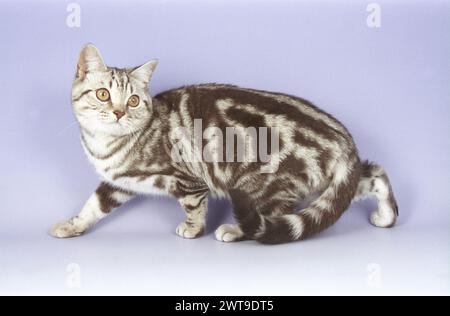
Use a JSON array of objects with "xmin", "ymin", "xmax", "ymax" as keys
[
  {"xmin": 127, "ymin": 95, "xmax": 140, "ymax": 107},
  {"xmin": 96, "ymin": 88, "xmax": 110, "ymax": 102}
]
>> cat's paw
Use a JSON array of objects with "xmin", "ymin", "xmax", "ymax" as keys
[
  {"xmin": 51, "ymin": 221, "xmax": 86, "ymax": 238},
  {"xmin": 176, "ymin": 222, "xmax": 204, "ymax": 239},
  {"xmin": 215, "ymin": 224, "xmax": 245, "ymax": 243},
  {"xmin": 370, "ymin": 210, "xmax": 397, "ymax": 228}
]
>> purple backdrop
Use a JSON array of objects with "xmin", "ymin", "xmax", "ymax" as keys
[{"xmin": 0, "ymin": 0, "xmax": 448, "ymax": 295}]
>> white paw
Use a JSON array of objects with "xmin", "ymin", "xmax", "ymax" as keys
[
  {"xmin": 215, "ymin": 224, "xmax": 244, "ymax": 243},
  {"xmin": 370, "ymin": 210, "xmax": 396, "ymax": 228},
  {"xmin": 176, "ymin": 222, "xmax": 204, "ymax": 239},
  {"xmin": 51, "ymin": 221, "xmax": 85, "ymax": 238}
]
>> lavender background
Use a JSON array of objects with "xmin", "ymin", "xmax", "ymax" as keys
[{"xmin": 0, "ymin": 0, "xmax": 449, "ymax": 295}]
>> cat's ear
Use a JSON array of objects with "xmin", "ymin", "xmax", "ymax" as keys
[
  {"xmin": 76, "ymin": 44, "xmax": 107, "ymax": 79},
  {"xmin": 130, "ymin": 60, "xmax": 158, "ymax": 85}
]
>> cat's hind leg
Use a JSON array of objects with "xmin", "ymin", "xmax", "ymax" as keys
[
  {"xmin": 51, "ymin": 182, "xmax": 135, "ymax": 238},
  {"xmin": 215, "ymin": 224, "xmax": 245, "ymax": 242},
  {"xmin": 354, "ymin": 161, "xmax": 398, "ymax": 228},
  {"xmin": 229, "ymin": 154, "xmax": 362, "ymax": 244},
  {"xmin": 220, "ymin": 188, "xmax": 301, "ymax": 243}
]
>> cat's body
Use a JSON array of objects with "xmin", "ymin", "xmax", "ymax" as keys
[{"xmin": 52, "ymin": 45, "xmax": 398, "ymax": 244}]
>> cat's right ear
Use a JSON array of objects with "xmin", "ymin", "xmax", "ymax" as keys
[{"xmin": 76, "ymin": 44, "xmax": 107, "ymax": 79}]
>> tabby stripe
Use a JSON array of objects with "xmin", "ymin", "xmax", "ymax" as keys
[
  {"xmin": 176, "ymin": 183, "xmax": 209, "ymax": 195},
  {"xmin": 72, "ymin": 89, "xmax": 93, "ymax": 102},
  {"xmin": 106, "ymin": 134, "xmax": 129, "ymax": 148},
  {"xmin": 119, "ymin": 73, "xmax": 125, "ymax": 89},
  {"xmin": 179, "ymin": 93, "xmax": 193, "ymax": 132},
  {"xmin": 210, "ymin": 87, "xmax": 346, "ymax": 142},
  {"xmin": 248, "ymin": 88, "xmax": 350, "ymax": 137},
  {"xmin": 183, "ymin": 196, "xmax": 207, "ymax": 211},
  {"xmin": 125, "ymin": 73, "xmax": 131, "ymax": 93},
  {"xmin": 113, "ymin": 168, "xmax": 175, "ymax": 181},
  {"xmin": 96, "ymin": 182, "xmax": 133, "ymax": 214},
  {"xmin": 81, "ymin": 133, "xmax": 130, "ymax": 160},
  {"xmin": 293, "ymin": 131, "xmax": 334, "ymax": 175},
  {"xmin": 225, "ymin": 106, "xmax": 266, "ymax": 128}
]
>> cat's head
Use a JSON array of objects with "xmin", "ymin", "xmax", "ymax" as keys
[{"xmin": 72, "ymin": 44, "xmax": 158, "ymax": 135}]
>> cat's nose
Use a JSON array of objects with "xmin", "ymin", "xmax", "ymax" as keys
[{"xmin": 113, "ymin": 110, "xmax": 126, "ymax": 121}]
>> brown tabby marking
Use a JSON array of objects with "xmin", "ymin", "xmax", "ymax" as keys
[
  {"xmin": 96, "ymin": 182, "xmax": 133, "ymax": 214},
  {"xmin": 54, "ymin": 45, "xmax": 398, "ymax": 243}
]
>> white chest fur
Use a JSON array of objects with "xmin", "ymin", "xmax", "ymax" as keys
[{"xmin": 81, "ymin": 132, "xmax": 170, "ymax": 196}]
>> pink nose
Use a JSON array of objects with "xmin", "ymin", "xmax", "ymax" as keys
[{"xmin": 113, "ymin": 110, "xmax": 125, "ymax": 121}]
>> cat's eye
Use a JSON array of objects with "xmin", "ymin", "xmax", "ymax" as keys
[
  {"xmin": 96, "ymin": 88, "xmax": 110, "ymax": 102},
  {"xmin": 127, "ymin": 95, "xmax": 140, "ymax": 107}
]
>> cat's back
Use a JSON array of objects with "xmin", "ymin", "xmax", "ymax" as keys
[{"xmin": 155, "ymin": 83, "xmax": 353, "ymax": 144}]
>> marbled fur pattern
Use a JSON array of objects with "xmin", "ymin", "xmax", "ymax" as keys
[{"xmin": 52, "ymin": 44, "xmax": 399, "ymax": 244}]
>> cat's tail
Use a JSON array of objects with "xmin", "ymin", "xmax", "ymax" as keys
[{"xmin": 231, "ymin": 155, "xmax": 363, "ymax": 244}]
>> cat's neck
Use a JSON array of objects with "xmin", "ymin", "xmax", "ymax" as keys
[{"xmin": 79, "ymin": 125, "xmax": 139, "ymax": 160}]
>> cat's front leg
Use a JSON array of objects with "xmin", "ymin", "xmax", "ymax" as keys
[
  {"xmin": 51, "ymin": 182, "xmax": 135, "ymax": 238},
  {"xmin": 176, "ymin": 193, "xmax": 209, "ymax": 239}
]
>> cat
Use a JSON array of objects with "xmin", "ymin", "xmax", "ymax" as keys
[{"xmin": 51, "ymin": 44, "xmax": 398, "ymax": 244}]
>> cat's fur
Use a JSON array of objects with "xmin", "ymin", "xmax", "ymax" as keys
[{"xmin": 51, "ymin": 44, "xmax": 398, "ymax": 244}]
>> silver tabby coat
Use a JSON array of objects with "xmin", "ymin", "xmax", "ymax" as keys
[{"xmin": 51, "ymin": 44, "xmax": 398, "ymax": 244}]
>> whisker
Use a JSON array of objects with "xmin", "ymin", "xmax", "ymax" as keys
[
  {"xmin": 57, "ymin": 120, "xmax": 79, "ymax": 136},
  {"xmin": 57, "ymin": 113, "xmax": 101, "ymax": 136}
]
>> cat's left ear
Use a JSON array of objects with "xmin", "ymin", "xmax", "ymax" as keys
[{"xmin": 130, "ymin": 60, "xmax": 159, "ymax": 85}]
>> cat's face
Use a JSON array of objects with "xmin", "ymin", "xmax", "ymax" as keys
[{"xmin": 72, "ymin": 44, "xmax": 158, "ymax": 136}]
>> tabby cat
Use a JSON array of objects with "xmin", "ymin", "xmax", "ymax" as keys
[{"xmin": 51, "ymin": 44, "xmax": 398, "ymax": 244}]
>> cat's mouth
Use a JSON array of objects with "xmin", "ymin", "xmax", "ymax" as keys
[{"xmin": 105, "ymin": 119, "xmax": 123, "ymax": 125}]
